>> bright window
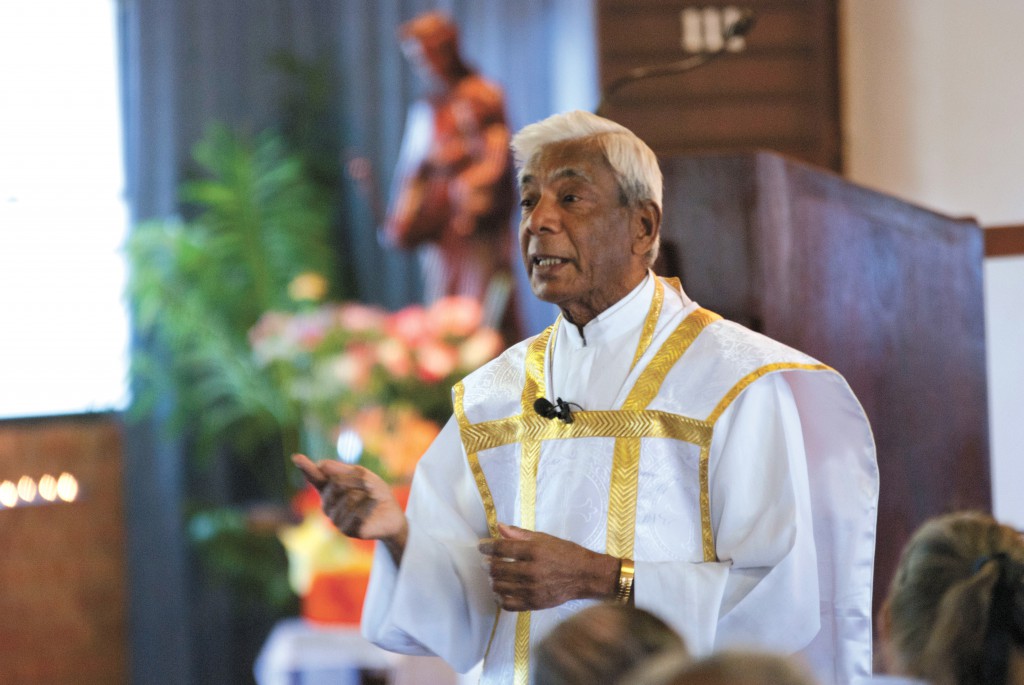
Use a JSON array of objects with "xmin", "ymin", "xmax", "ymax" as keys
[{"xmin": 0, "ymin": 1, "xmax": 129, "ymax": 418}]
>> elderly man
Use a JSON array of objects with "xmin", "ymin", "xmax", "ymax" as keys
[{"xmin": 294, "ymin": 111, "xmax": 878, "ymax": 685}]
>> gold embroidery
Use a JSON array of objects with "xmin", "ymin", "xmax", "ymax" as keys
[
  {"xmin": 513, "ymin": 612, "xmax": 531, "ymax": 685},
  {"xmin": 630, "ymin": 277, "xmax": 664, "ymax": 371},
  {"xmin": 521, "ymin": 327, "xmax": 552, "ymax": 413},
  {"xmin": 452, "ymin": 382, "xmax": 468, "ymax": 428},
  {"xmin": 459, "ymin": 410, "xmax": 710, "ymax": 453},
  {"xmin": 699, "ymin": 443, "xmax": 715, "ymax": 561},
  {"xmin": 455, "ymin": 380, "xmax": 505, "ymax": 665},
  {"xmin": 625, "ymin": 308, "xmax": 721, "ymax": 409},
  {"xmin": 698, "ymin": 361, "xmax": 833, "ymax": 561},
  {"xmin": 606, "ymin": 437, "xmax": 642, "ymax": 558},
  {"xmin": 606, "ymin": 308, "xmax": 720, "ymax": 561},
  {"xmin": 512, "ymin": 328, "xmax": 554, "ymax": 683},
  {"xmin": 453, "ymin": 381, "xmax": 499, "ymax": 537},
  {"xmin": 519, "ymin": 439, "xmax": 541, "ymax": 531},
  {"xmin": 706, "ymin": 362, "xmax": 832, "ymax": 424}
]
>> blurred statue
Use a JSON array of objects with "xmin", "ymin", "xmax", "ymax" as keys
[{"xmin": 380, "ymin": 11, "xmax": 520, "ymax": 340}]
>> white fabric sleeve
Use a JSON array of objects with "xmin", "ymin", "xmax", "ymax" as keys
[
  {"xmin": 360, "ymin": 417, "xmax": 496, "ymax": 673},
  {"xmin": 635, "ymin": 373, "xmax": 819, "ymax": 656}
]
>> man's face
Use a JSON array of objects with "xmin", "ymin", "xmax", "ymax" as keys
[{"xmin": 518, "ymin": 139, "xmax": 651, "ymax": 325}]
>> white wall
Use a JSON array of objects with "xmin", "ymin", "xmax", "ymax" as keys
[{"xmin": 840, "ymin": 0, "xmax": 1024, "ymax": 528}]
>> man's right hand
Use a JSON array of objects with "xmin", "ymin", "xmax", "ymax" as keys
[{"xmin": 292, "ymin": 453, "xmax": 409, "ymax": 564}]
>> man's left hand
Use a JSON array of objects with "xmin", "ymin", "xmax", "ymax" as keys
[{"xmin": 478, "ymin": 522, "xmax": 620, "ymax": 611}]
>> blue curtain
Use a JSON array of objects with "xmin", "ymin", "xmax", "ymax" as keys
[{"xmin": 119, "ymin": 1, "xmax": 596, "ymax": 682}]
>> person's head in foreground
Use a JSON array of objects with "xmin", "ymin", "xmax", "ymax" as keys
[
  {"xmin": 624, "ymin": 649, "xmax": 819, "ymax": 685},
  {"xmin": 881, "ymin": 510, "xmax": 1024, "ymax": 685},
  {"xmin": 511, "ymin": 110, "xmax": 662, "ymax": 328},
  {"xmin": 533, "ymin": 602, "xmax": 688, "ymax": 685}
]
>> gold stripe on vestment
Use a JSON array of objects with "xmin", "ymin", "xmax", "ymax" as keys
[
  {"xmin": 606, "ymin": 307, "xmax": 720, "ymax": 559},
  {"xmin": 630, "ymin": 276, "xmax": 664, "ymax": 371},
  {"xmin": 512, "ymin": 327, "xmax": 553, "ymax": 684},
  {"xmin": 459, "ymin": 410, "xmax": 711, "ymax": 454},
  {"xmin": 699, "ymin": 361, "xmax": 833, "ymax": 561},
  {"xmin": 626, "ymin": 308, "xmax": 722, "ymax": 408},
  {"xmin": 453, "ymin": 379, "xmax": 503, "ymax": 663},
  {"xmin": 521, "ymin": 327, "xmax": 552, "ymax": 414},
  {"xmin": 699, "ymin": 443, "xmax": 715, "ymax": 561},
  {"xmin": 705, "ymin": 362, "xmax": 833, "ymax": 424},
  {"xmin": 513, "ymin": 612, "xmax": 531, "ymax": 685},
  {"xmin": 453, "ymin": 381, "xmax": 499, "ymax": 538}
]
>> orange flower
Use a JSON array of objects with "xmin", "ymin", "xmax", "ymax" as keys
[
  {"xmin": 350, "ymin": 406, "xmax": 388, "ymax": 456},
  {"xmin": 379, "ymin": 408, "xmax": 440, "ymax": 481}
]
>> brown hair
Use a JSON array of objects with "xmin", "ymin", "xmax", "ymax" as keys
[
  {"xmin": 883, "ymin": 511, "xmax": 1024, "ymax": 685},
  {"xmin": 662, "ymin": 650, "xmax": 819, "ymax": 685},
  {"xmin": 534, "ymin": 603, "xmax": 688, "ymax": 685}
]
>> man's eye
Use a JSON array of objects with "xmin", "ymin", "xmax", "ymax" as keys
[
  {"xmin": 562, "ymin": 194, "xmax": 579, "ymax": 203},
  {"xmin": 519, "ymin": 197, "xmax": 536, "ymax": 209}
]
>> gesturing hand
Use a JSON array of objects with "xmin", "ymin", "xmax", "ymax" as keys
[
  {"xmin": 477, "ymin": 523, "xmax": 620, "ymax": 612},
  {"xmin": 292, "ymin": 453, "xmax": 408, "ymax": 564}
]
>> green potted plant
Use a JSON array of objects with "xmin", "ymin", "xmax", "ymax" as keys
[{"xmin": 126, "ymin": 122, "xmax": 340, "ymax": 609}]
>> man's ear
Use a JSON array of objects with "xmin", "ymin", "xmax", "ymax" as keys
[{"xmin": 631, "ymin": 200, "xmax": 661, "ymax": 257}]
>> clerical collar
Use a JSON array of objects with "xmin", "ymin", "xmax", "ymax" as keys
[{"xmin": 561, "ymin": 272, "xmax": 654, "ymax": 349}]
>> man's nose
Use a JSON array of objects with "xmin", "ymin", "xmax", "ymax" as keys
[{"xmin": 523, "ymin": 195, "xmax": 560, "ymax": 235}]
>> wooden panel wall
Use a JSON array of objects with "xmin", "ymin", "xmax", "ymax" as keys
[
  {"xmin": 985, "ymin": 223, "xmax": 1024, "ymax": 257},
  {"xmin": 0, "ymin": 414, "xmax": 127, "ymax": 685},
  {"xmin": 597, "ymin": 0, "xmax": 841, "ymax": 170},
  {"xmin": 659, "ymin": 151, "xmax": 991, "ymax": 623}
]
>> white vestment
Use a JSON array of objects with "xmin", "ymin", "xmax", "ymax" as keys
[{"xmin": 362, "ymin": 274, "xmax": 878, "ymax": 685}]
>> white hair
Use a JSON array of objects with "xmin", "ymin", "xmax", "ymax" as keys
[
  {"xmin": 511, "ymin": 111, "xmax": 663, "ymax": 266},
  {"xmin": 511, "ymin": 110, "xmax": 663, "ymax": 211}
]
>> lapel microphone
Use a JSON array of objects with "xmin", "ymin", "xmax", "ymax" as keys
[{"xmin": 533, "ymin": 397, "xmax": 574, "ymax": 424}]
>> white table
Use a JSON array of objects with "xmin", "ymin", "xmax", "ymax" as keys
[{"xmin": 254, "ymin": 618, "xmax": 478, "ymax": 685}]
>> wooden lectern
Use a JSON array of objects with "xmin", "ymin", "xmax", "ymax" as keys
[{"xmin": 656, "ymin": 151, "xmax": 991, "ymax": 618}]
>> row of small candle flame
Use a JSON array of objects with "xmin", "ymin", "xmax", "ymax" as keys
[{"xmin": 0, "ymin": 473, "xmax": 79, "ymax": 509}]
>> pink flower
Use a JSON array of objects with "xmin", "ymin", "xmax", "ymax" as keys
[
  {"xmin": 376, "ymin": 338, "xmax": 413, "ymax": 379},
  {"xmin": 458, "ymin": 328, "xmax": 503, "ymax": 370},
  {"xmin": 328, "ymin": 345, "xmax": 376, "ymax": 392},
  {"xmin": 290, "ymin": 313, "xmax": 330, "ymax": 352},
  {"xmin": 249, "ymin": 311, "xmax": 293, "ymax": 362},
  {"xmin": 414, "ymin": 340, "xmax": 459, "ymax": 382},
  {"xmin": 387, "ymin": 305, "xmax": 430, "ymax": 345},
  {"xmin": 336, "ymin": 303, "xmax": 386, "ymax": 333},
  {"xmin": 428, "ymin": 296, "xmax": 483, "ymax": 338}
]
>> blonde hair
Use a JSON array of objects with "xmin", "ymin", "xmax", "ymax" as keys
[
  {"xmin": 511, "ymin": 111, "xmax": 663, "ymax": 265},
  {"xmin": 884, "ymin": 511, "xmax": 1024, "ymax": 685}
]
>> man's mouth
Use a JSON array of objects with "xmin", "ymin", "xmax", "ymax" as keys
[{"xmin": 532, "ymin": 256, "xmax": 570, "ymax": 267}]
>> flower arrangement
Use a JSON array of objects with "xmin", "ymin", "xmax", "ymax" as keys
[
  {"xmin": 251, "ymin": 277, "xmax": 504, "ymax": 623},
  {"xmin": 249, "ymin": 281, "xmax": 503, "ymax": 481}
]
